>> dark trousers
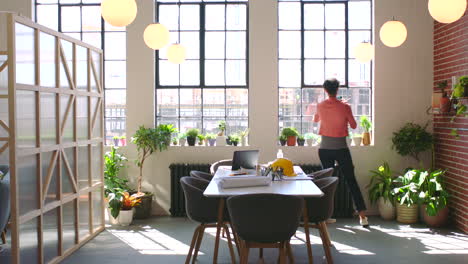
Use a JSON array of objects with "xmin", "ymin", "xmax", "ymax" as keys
[{"xmin": 318, "ymin": 148, "xmax": 367, "ymax": 212}]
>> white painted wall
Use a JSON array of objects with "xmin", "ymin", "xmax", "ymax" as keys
[{"xmin": 1, "ymin": 0, "xmax": 434, "ymax": 215}]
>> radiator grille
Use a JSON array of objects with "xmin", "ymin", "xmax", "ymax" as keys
[{"xmin": 170, "ymin": 163, "xmax": 354, "ymax": 218}]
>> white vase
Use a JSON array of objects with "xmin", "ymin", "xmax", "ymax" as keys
[
  {"xmin": 179, "ymin": 138, "xmax": 186, "ymax": 146},
  {"xmin": 353, "ymin": 136, "xmax": 362, "ymax": 146},
  {"xmin": 117, "ymin": 209, "xmax": 134, "ymax": 226},
  {"xmin": 241, "ymin": 136, "xmax": 247, "ymax": 146},
  {"xmin": 216, "ymin": 136, "xmax": 226, "ymax": 146},
  {"xmin": 106, "ymin": 208, "xmax": 119, "ymax": 225},
  {"xmin": 306, "ymin": 138, "xmax": 313, "ymax": 146},
  {"xmin": 378, "ymin": 197, "xmax": 395, "ymax": 220}
]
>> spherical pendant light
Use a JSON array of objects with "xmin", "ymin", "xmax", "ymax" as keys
[
  {"xmin": 101, "ymin": 0, "xmax": 137, "ymax": 27},
  {"xmin": 353, "ymin": 42, "xmax": 374, "ymax": 63},
  {"xmin": 379, "ymin": 19, "xmax": 407, "ymax": 48},
  {"xmin": 167, "ymin": 44, "xmax": 187, "ymax": 64},
  {"xmin": 143, "ymin": 23, "xmax": 170, "ymax": 50},
  {"xmin": 428, "ymin": 0, "xmax": 467, "ymax": 24}
]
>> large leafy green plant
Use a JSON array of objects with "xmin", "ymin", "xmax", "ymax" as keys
[
  {"xmin": 450, "ymin": 76, "xmax": 468, "ymax": 138},
  {"xmin": 392, "ymin": 169, "xmax": 423, "ymax": 206},
  {"xmin": 391, "ymin": 122, "xmax": 433, "ymax": 164},
  {"xmin": 418, "ymin": 169, "xmax": 449, "ymax": 216},
  {"xmin": 158, "ymin": 124, "xmax": 177, "ymax": 146},
  {"xmin": 360, "ymin": 115, "xmax": 372, "ymax": 133},
  {"xmin": 281, "ymin": 127, "xmax": 299, "ymax": 137},
  {"xmin": 104, "ymin": 146, "xmax": 129, "ymax": 197},
  {"xmin": 132, "ymin": 125, "xmax": 170, "ymax": 194},
  {"xmin": 366, "ymin": 162, "xmax": 395, "ymax": 205}
]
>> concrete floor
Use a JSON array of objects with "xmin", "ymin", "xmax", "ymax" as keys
[{"xmin": 59, "ymin": 216, "xmax": 468, "ymax": 264}]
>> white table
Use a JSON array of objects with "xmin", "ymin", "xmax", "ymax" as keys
[{"xmin": 203, "ymin": 166, "xmax": 323, "ymax": 264}]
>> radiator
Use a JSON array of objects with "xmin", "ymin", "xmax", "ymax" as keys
[
  {"xmin": 169, "ymin": 163, "xmax": 354, "ymax": 218},
  {"xmin": 169, "ymin": 163, "xmax": 211, "ymax": 217}
]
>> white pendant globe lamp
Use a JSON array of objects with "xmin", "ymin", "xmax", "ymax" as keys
[
  {"xmin": 353, "ymin": 42, "xmax": 374, "ymax": 63},
  {"xmin": 379, "ymin": 19, "xmax": 407, "ymax": 48},
  {"xmin": 167, "ymin": 43, "xmax": 186, "ymax": 64},
  {"xmin": 101, "ymin": 0, "xmax": 137, "ymax": 27},
  {"xmin": 428, "ymin": 0, "xmax": 467, "ymax": 24},
  {"xmin": 143, "ymin": 23, "xmax": 170, "ymax": 50}
]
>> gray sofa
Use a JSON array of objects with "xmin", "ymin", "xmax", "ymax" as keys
[{"xmin": 0, "ymin": 165, "xmax": 10, "ymax": 244}]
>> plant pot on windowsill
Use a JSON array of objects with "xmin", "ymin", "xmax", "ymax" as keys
[
  {"xmin": 362, "ymin": 132, "xmax": 371, "ymax": 146},
  {"xmin": 113, "ymin": 138, "xmax": 120, "ymax": 146},
  {"xmin": 297, "ymin": 138, "xmax": 305, "ymax": 146},
  {"xmin": 187, "ymin": 137, "xmax": 196, "ymax": 146},
  {"xmin": 353, "ymin": 136, "xmax": 362, "ymax": 146},
  {"xmin": 286, "ymin": 136, "xmax": 296, "ymax": 146}
]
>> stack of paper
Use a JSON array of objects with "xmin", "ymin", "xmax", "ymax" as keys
[{"xmin": 216, "ymin": 175, "xmax": 271, "ymax": 189}]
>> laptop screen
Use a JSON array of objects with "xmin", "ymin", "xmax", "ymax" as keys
[{"xmin": 231, "ymin": 150, "xmax": 260, "ymax": 170}]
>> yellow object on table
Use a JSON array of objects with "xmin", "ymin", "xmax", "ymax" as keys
[{"xmin": 270, "ymin": 158, "xmax": 296, "ymax": 177}]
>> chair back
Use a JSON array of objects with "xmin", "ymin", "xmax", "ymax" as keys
[
  {"xmin": 180, "ymin": 177, "xmax": 225, "ymax": 224},
  {"xmin": 0, "ymin": 165, "xmax": 11, "ymax": 232},
  {"xmin": 308, "ymin": 167, "xmax": 334, "ymax": 180},
  {"xmin": 305, "ymin": 177, "xmax": 339, "ymax": 223},
  {"xmin": 210, "ymin": 159, "xmax": 232, "ymax": 175},
  {"xmin": 227, "ymin": 194, "xmax": 303, "ymax": 244},
  {"xmin": 190, "ymin": 170, "xmax": 213, "ymax": 182}
]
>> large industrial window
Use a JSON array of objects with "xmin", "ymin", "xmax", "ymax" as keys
[
  {"xmin": 35, "ymin": 0, "xmax": 127, "ymax": 146},
  {"xmin": 155, "ymin": 0, "xmax": 249, "ymax": 135},
  {"xmin": 278, "ymin": 0, "xmax": 373, "ymax": 136}
]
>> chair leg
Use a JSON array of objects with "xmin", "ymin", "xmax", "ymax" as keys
[
  {"xmin": 185, "ymin": 225, "xmax": 202, "ymax": 264},
  {"xmin": 192, "ymin": 225, "xmax": 206, "ymax": 264},
  {"xmin": 278, "ymin": 242, "xmax": 287, "ymax": 264},
  {"xmin": 222, "ymin": 223, "xmax": 237, "ymax": 264},
  {"xmin": 231, "ymin": 225, "xmax": 241, "ymax": 257},
  {"xmin": 259, "ymin": 248, "xmax": 263, "ymax": 261},
  {"xmin": 323, "ymin": 223, "xmax": 333, "ymax": 247},
  {"xmin": 302, "ymin": 205, "xmax": 314, "ymax": 264},
  {"xmin": 318, "ymin": 222, "xmax": 333, "ymax": 264},
  {"xmin": 286, "ymin": 240, "xmax": 294, "ymax": 264},
  {"xmin": 240, "ymin": 240, "xmax": 250, "ymax": 264}
]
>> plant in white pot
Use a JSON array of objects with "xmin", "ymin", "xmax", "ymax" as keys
[
  {"xmin": 104, "ymin": 147, "xmax": 129, "ymax": 225},
  {"xmin": 116, "ymin": 192, "xmax": 141, "ymax": 226},
  {"xmin": 239, "ymin": 128, "xmax": 249, "ymax": 146},
  {"xmin": 216, "ymin": 121, "xmax": 227, "ymax": 146},
  {"xmin": 352, "ymin": 133, "xmax": 362, "ymax": 146},
  {"xmin": 366, "ymin": 162, "xmax": 396, "ymax": 220}
]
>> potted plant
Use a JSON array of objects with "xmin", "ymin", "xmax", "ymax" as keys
[
  {"xmin": 186, "ymin": 128, "xmax": 199, "ymax": 146},
  {"xmin": 172, "ymin": 137, "xmax": 178, "ymax": 145},
  {"xmin": 104, "ymin": 147, "xmax": 129, "ymax": 224},
  {"xmin": 119, "ymin": 135, "xmax": 126, "ymax": 146},
  {"xmin": 392, "ymin": 169, "xmax": 422, "ymax": 224},
  {"xmin": 351, "ymin": 133, "xmax": 363, "ymax": 146},
  {"xmin": 239, "ymin": 128, "xmax": 249, "ymax": 146},
  {"xmin": 437, "ymin": 80, "xmax": 451, "ymax": 113},
  {"xmin": 418, "ymin": 169, "xmax": 449, "ymax": 227},
  {"xmin": 366, "ymin": 162, "xmax": 396, "ymax": 220},
  {"xmin": 297, "ymin": 134, "xmax": 305, "ymax": 146},
  {"xmin": 392, "ymin": 122, "xmax": 433, "ymax": 167},
  {"xmin": 230, "ymin": 134, "xmax": 240, "ymax": 146},
  {"xmin": 113, "ymin": 135, "xmax": 120, "ymax": 146},
  {"xmin": 450, "ymin": 76, "xmax": 468, "ymax": 137},
  {"xmin": 131, "ymin": 125, "xmax": 172, "ymax": 219},
  {"xmin": 217, "ymin": 120, "xmax": 226, "ymax": 136},
  {"xmin": 281, "ymin": 127, "xmax": 299, "ymax": 146},
  {"xmin": 197, "ymin": 134, "xmax": 205, "ymax": 146},
  {"xmin": 360, "ymin": 116, "xmax": 372, "ymax": 145},
  {"xmin": 205, "ymin": 133, "xmax": 216, "ymax": 146},
  {"xmin": 158, "ymin": 124, "xmax": 178, "ymax": 146},
  {"xmin": 278, "ymin": 135, "xmax": 287, "ymax": 146},
  {"xmin": 178, "ymin": 132, "xmax": 186, "ymax": 146},
  {"xmin": 116, "ymin": 192, "xmax": 141, "ymax": 226},
  {"xmin": 304, "ymin": 133, "xmax": 320, "ymax": 146}
]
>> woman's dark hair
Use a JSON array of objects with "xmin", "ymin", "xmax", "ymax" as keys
[{"xmin": 323, "ymin": 78, "xmax": 340, "ymax": 96}]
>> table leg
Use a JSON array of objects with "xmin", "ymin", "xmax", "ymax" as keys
[
  {"xmin": 303, "ymin": 202, "xmax": 314, "ymax": 264},
  {"xmin": 213, "ymin": 198, "xmax": 225, "ymax": 264}
]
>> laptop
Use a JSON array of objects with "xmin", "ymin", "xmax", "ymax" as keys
[{"xmin": 231, "ymin": 150, "xmax": 260, "ymax": 171}]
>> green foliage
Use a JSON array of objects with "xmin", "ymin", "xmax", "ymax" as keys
[
  {"xmin": 418, "ymin": 169, "xmax": 449, "ymax": 216},
  {"xmin": 205, "ymin": 133, "xmax": 216, "ymax": 140},
  {"xmin": 437, "ymin": 80, "xmax": 448, "ymax": 90},
  {"xmin": 158, "ymin": 124, "xmax": 178, "ymax": 146},
  {"xmin": 113, "ymin": 135, "xmax": 120, "ymax": 140},
  {"xmin": 239, "ymin": 128, "xmax": 250, "ymax": 137},
  {"xmin": 218, "ymin": 120, "xmax": 226, "ymax": 132},
  {"xmin": 391, "ymin": 122, "xmax": 433, "ymax": 163},
  {"xmin": 392, "ymin": 169, "xmax": 423, "ymax": 206},
  {"xmin": 281, "ymin": 127, "xmax": 299, "ymax": 137},
  {"xmin": 279, "ymin": 135, "xmax": 287, "ymax": 141},
  {"xmin": 450, "ymin": 76, "xmax": 468, "ymax": 137},
  {"xmin": 104, "ymin": 147, "xmax": 129, "ymax": 197},
  {"xmin": 366, "ymin": 162, "xmax": 396, "ymax": 205},
  {"xmin": 360, "ymin": 116, "xmax": 372, "ymax": 133},
  {"xmin": 297, "ymin": 134, "xmax": 305, "ymax": 141},
  {"xmin": 186, "ymin": 128, "xmax": 199, "ymax": 138},
  {"xmin": 177, "ymin": 132, "xmax": 186, "ymax": 139},
  {"xmin": 108, "ymin": 189, "xmax": 125, "ymax": 218},
  {"xmin": 229, "ymin": 134, "xmax": 240, "ymax": 143}
]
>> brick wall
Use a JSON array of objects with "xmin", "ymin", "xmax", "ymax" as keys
[{"xmin": 433, "ymin": 12, "xmax": 468, "ymax": 233}]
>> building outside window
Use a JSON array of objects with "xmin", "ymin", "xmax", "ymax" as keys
[
  {"xmin": 35, "ymin": 0, "xmax": 127, "ymax": 146},
  {"xmin": 155, "ymin": 0, "xmax": 249, "ymax": 136},
  {"xmin": 278, "ymin": 0, "xmax": 373, "ymax": 136}
]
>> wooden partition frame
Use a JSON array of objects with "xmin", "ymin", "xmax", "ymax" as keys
[{"xmin": 2, "ymin": 13, "xmax": 105, "ymax": 264}]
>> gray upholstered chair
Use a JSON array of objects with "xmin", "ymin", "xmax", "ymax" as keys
[
  {"xmin": 210, "ymin": 159, "xmax": 233, "ymax": 175},
  {"xmin": 0, "ymin": 165, "xmax": 10, "ymax": 245},
  {"xmin": 189, "ymin": 170, "xmax": 213, "ymax": 182},
  {"xmin": 302, "ymin": 177, "xmax": 339, "ymax": 264},
  {"xmin": 180, "ymin": 177, "xmax": 236, "ymax": 264},
  {"xmin": 307, "ymin": 167, "xmax": 334, "ymax": 180},
  {"xmin": 227, "ymin": 194, "xmax": 304, "ymax": 264}
]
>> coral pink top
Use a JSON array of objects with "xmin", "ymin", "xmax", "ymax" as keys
[{"xmin": 313, "ymin": 97, "xmax": 357, "ymax": 137}]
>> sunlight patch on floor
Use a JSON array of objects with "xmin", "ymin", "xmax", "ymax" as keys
[
  {"xmin": 371, "ymin": 225, "xmax": 468, "ymax": 255},
  {"xmin": 108, "ymin": 227, "xmax": 200, "ymax": 255}
]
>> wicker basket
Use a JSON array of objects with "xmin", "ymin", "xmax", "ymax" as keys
[{"xmin": 396, "ymin": 203, "xmax": 418, "ymax": 224}]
